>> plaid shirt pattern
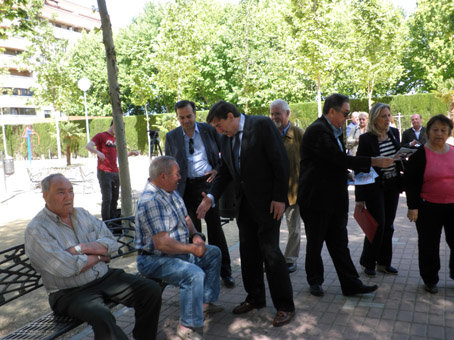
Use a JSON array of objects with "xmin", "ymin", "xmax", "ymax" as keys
[{"xmin": 135, "ymin": 181, "xmax": 189, "ymax": 255}]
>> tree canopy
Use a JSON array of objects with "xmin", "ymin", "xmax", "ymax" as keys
[{"xmin": 16, "ymin": 0, "xmax": 454, "ymax": 116}]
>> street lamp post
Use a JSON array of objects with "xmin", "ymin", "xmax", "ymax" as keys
[{"xmin": 78, "ymin": 78, "xmax": 91, "ymax": 144}]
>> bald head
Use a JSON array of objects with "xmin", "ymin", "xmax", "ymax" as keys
[{"xmin": 411, "ymin": 114, "xmax": 422, "ymax": 130}]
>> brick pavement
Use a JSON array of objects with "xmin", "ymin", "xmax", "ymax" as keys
[{"xmin": 67, "ymin": 192, "xmax": 454, "ymax": 340}]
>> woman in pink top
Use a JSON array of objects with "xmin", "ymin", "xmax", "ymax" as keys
[{"xmin": 405, "ymin": 114, "xmax": 454, "ymax": 294}]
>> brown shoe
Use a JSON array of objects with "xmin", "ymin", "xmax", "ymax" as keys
[
  {"xmin": 232, "ymin": 301, "xmax": 265, "ymax": 314},
  {"xmin": 273, "ymin": 310, "xmax": 295, "ymax": 327}
]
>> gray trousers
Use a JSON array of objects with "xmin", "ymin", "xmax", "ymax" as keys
[{"xmin": 283, "ymin": 204, "xmax": 302, "ymax": 265}]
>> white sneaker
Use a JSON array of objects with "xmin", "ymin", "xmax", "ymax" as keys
[{"xmin": 176, "ymin": 326, "xmax": 204, "ymax": 340}]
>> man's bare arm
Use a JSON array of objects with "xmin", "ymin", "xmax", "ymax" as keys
[{"xmin": 152, "ymin": 231, "xmax": 206, "ymax": 257}]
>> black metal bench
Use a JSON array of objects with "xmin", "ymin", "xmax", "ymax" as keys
[{"xmin": 0, "ymin": 216, "xmax": 152, "ymax": 340}]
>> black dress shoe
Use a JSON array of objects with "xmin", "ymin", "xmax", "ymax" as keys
[
  {"xmin": 273, "ymin": 310, "xmax": 295, "ymax": 327},
  {"xmin": 343, "ymin": 284, "xmax": 378, "ymax": 296},
  {"xmin": 287, "ymin": 263, "xmax": 297, "ymax": 273},
  {"xmin": 377, "ymin": 265, "xmax": 398, "ymax": 275},
  {"xmin": 232, "ymin": 301, "xmax": 265, "ymax": 314},
  {"xmin": 222, "ymin": 276, "xmax": 235, "ymax": 288},
  {"xmin": 310, "ymin": 284, "xmax": 324, "ymax": 296},
  {"xmin": 424, "ymin": 283, "xmax": 438, "ymax": 294}
]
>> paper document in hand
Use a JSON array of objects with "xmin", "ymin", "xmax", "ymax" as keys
[
  {"xmin": 354, "ymin": 205, "xmax": 379, "ymax": 243},
  {"xmin": 394, "ymin": 147, "xmax": 417, "ymax": 160},
  {"xmin": 350, "ymin": 167, "xmax": 378, "ymax": 186}
]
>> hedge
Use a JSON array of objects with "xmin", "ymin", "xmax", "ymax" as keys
[{"xmin": 0, "ymin": 93, "xmax": 449, "ymax": 160}]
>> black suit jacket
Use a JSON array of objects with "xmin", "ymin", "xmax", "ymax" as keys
[
  {"xmin": 210, "ymin": 115, "xmax": 289, "ymax": 221},
  {"xmin": 401, "ymin": 127, "xmax": 426, "ymax": 148},
  {"xmin": 297, "ymin": 116, "xmax": 371, "ymax": 214},
  {"xmin": 165, "ymin": 122, "xmax": 221, "ymax": 196},
  {"xmin": 355, "ymin": 127, "xmax": 402, "ymax": 201}
]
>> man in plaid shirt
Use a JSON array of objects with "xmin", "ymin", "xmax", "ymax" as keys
[{"xmin": 135, "ymin": 156, "xmax": 222, "ymax": 340}]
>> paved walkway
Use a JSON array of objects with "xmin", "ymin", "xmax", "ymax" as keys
[{"xmin": 68, "ymin": 192, "xmax": 453, "ymax": 340}]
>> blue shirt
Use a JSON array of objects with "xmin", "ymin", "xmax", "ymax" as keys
[
  {"xmin": 184, "ymin": 124, "xmax": 212, "ymax": 178},
  {"xmin": 135, "ymin": 181, "xmax": 189, "ymax": 255},
  {"xmin": 323, "ymin": 115, "xmax": 344, "ymax": 152},
  {"xmin": 281, "ymin": 122, "xmax": 291, "ymax": 137}
]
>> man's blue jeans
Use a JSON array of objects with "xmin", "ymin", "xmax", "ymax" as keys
[{"xmin": 137, "ymin": 245, "xmax": 221, "ymax": 328}]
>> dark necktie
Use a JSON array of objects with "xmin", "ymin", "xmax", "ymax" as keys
[
  {"xmin": 189, "ymin": 138, "xmax": 194, "ymax": 154},
  {"xmin": 232, "ymin": 132, "xmax": 241, "ymax": 172}
]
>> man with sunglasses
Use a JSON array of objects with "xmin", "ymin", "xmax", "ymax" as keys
[
  {"xmin": 298, "ymin": 93, "xmax": 395, "ymax": 297},
  {"xmin": 165, "ymin": 100, "xmax": 234, "ymax": 288}
]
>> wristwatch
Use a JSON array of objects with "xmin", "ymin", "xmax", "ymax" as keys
[
  {"xmin": 189, "ymin": 232, "xmax": 206, "ymax": 243},
  {"xmin": 74, "ymin": 245, "xmax": 83, "ymax": 255}
]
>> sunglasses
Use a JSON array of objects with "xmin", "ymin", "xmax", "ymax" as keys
[
  {"xmin": 189, "ymin": 138, "xmax": 194, "ymax": 154},
  {"xmin": 341, "ymin": 110, "xmax": 350, "ymax": 118}
]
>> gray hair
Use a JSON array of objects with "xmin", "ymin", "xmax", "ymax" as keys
[
  {"xmin": 270, "ymin": 99, "xmax": 290, "ymax": 113},
  {"xmin": 149, "ymin": 156, "xmax": 177, "ymax": 179},
  {"xmin": 41, "ymin": 173, "xmax": 66, "ymax": 193},
  {"xmin": 367, "ymin": 103, "xmax": 391, "ymax": 136},
  {"xmin": 358, "ymin": 112, "xmax": 369, "ymax": 119}
]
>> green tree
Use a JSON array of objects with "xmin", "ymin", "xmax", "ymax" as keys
[
  {"xmin": 432, "ymin": 78, "xmax": 454, "ymax": 115},
  {"xmin": 347, "ymin": 0, "xmax": 406, "ymax": 108},
  {"xmin": 59, "ymin": 121, "xmax": 84, "ymax": 165},
  {"xmin": 21, "ymin": 23, "xmax": 76, "ymax": 116},
  {"xmin": 286, "ymin": 0, "xmax": 341, "ymax": 116},
  {"xmin": 0, "ymin": 0, "xmax": 42, "ymax": 39},
  {"xmin": 400, "ymin": 0, "xmax": 454, "ymax": 92}
]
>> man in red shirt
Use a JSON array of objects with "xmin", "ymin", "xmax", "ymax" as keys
[{"xmin": 86, "ymin": 122, "xmax": 137, "ymax": 220}]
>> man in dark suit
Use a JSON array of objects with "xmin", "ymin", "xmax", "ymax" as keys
[
  {"xmin": 165, "ymin": 100, "xmax": 234, "ymax": 288},
  {"xmin": 298, "ymin": 93, "xmax": 395, "ymax": 297},
  {"xmin": 196, "ymin": 101, "xmax": 295, "ymax": 327},
  {"xmin": 401, "ymin": 114, "xmax": 426, "ymax": 148}
]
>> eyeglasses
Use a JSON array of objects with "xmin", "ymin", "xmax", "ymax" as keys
[
  {"xmin": 341, "ymin": 110, "xmax": 350, "ymax": 118},
  {"xmin": 189, "ymin": 138, "xmax": 194, "ymax": 154}
]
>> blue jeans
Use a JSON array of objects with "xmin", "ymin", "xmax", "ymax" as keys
[{"xmin": 137, "ymin": 245, "xmax": 221, "ymax": 328}]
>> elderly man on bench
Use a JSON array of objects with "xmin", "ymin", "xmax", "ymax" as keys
[
  {"xmin": 135, "ymin": 156, "xmax": 223, "ymax": 340},
  {"xmin": 25, "ymin": 173, "xmax": 162, "ymax": 340}
]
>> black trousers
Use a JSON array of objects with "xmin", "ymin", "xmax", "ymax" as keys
[
  {"xmin": 416, "ymin": 201, "xmax": 454, "ymax": 285},
  {"xmin": 361, "ymin": 187, "xmax": 400, "ymax": 269},
  {"xmin": 237, "ymin": 197, "xmax": 294, "ymax": 312},
  {"xmin": 301, "ymin": 208, "xmax": 362, "ymax": 293},
  {"xmin": 183, "ymin": 177, "xmax": 232, "ymax": 278},
  {"xmin": 49, "ymin": 269, "xmax": 162, "ymax": 340},
  {"xmin": 97, "ymin": 170, "xmax": 120, "ymax": 221}
]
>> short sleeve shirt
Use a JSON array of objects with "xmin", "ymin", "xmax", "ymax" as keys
[
  {"xmin": 92, "ymin": 131, "xmax": 118, "ymax": 173},
  {"xmin": 134, "ymin": 181, "xmax": 189, "ymax": 255}
]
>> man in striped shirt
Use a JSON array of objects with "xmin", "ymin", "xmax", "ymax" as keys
[
  {"xmin": 135, "ymin": 156, "xmax": 222, "ymax": 340},
  {"xmin": 25, "ymin": 173, "xmax": 162, "ymax": 340}
]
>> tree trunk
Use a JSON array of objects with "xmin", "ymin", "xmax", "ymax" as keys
[
  {"xmin": 66, "ymin": 145, "xmax": 71, "ymax": 166},
  {"xmin": 97, "ymin": 0, "xmax": 134, "ymax": 218},
  {"xmin": 317, "ymin": 73, "xmax": 322, "ymax": 117}
]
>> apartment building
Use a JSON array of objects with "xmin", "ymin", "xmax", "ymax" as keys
[{"xmin": 0, "ymin": 0, "xmax": 101, "ymax": 126}]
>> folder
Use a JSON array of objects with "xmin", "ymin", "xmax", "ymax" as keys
[{"xmin": 354, "ymin": 205, "xmax": 379, "ymax": 243}]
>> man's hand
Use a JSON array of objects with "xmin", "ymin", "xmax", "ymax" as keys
[
  {"xmin": 205, "ymin": 169, "xmax": 217, "ymax": 183},
  {"xmin": 270, "ymin": 201, "xmax": 285, "ymax": 220},
  {"xmin": 355, "ymin": 201, "xmax": 365, "ymax": 211},
  {"xmin": 410, "ymin": 140, "xmax": 418, "ymax": 147},
  {"xmin": 407, "ymin": 209, "xmax": 418, "ymax": 222},
  {"xmin": 128, "ymin": 150, "xmax": 139, "ymax": 156},
  {"xmin": 196, "ymin": 193, "xmax": 212, "ymax": 219},
  {"xmin": 190, "ymin": 242, "xmax": 207, "ymax": 257},
  {"xmin": 371, "ymin": 156, "xmax": 394, "ymax": 168},
  {"xmin": 97, "ymin": 151, "xmax": 106, "ymax": 161}
]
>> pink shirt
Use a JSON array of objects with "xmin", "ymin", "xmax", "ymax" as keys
[{"xmin": 421, "ymin": 146, "xmax": 454, "ymax": 204}]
